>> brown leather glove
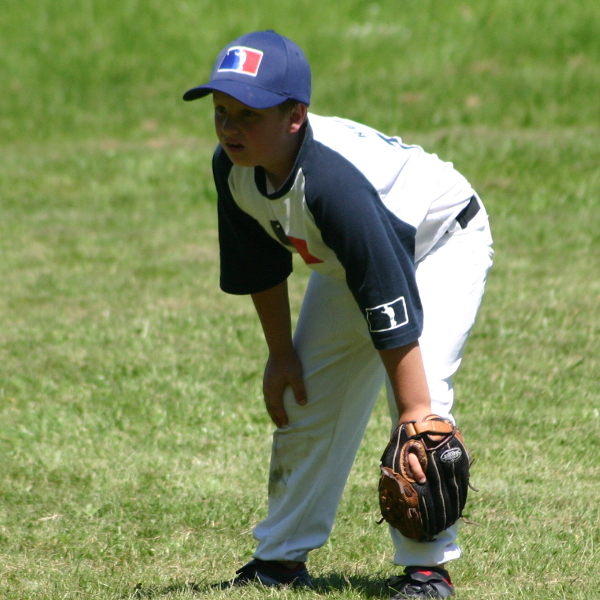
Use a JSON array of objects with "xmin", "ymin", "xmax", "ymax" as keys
[{"xmin": 378, "ymin": 415, "xmax": 471, "ymax": 541}]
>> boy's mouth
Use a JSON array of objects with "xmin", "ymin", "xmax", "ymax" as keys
[{"xmin": 224, "ymin": 139, "xmax": 245, "ymax": 152}]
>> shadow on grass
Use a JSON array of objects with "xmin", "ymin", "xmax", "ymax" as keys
[
  {"xmin": 127, "ymin": 572, "xmax": 391, "ymax": 598},
  {"xmin": 313, "ymin": 572, "xmax": 391, "ymax": 597}
]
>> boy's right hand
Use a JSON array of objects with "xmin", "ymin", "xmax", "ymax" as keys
[{"xmin": 262, "ymin": 350, "xmax": 307, "ymax": 428}]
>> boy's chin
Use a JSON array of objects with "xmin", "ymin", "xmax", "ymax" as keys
[{"xmin": 224, "ymin": 151, "xmax": 256, "ymax": 169}]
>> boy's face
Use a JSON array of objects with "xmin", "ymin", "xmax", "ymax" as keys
[{"xmin": 212, "ymin": 91, "xmax": 304, "ymax": 177}]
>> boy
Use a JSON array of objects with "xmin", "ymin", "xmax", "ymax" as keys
[{"xmin": 183, "ymin": 30, "xmax": 493, "ymax": 599}]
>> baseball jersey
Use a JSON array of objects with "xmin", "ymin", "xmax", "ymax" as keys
[{"xmin": 213, "ymin": 114, "xmax": 476, "ymax": 350}]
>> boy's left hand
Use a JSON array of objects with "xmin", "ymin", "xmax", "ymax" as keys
[{"xmin": 262, "ymin": 350, "xmax": 307, "ymax": 428}]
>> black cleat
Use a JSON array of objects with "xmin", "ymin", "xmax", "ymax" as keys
[
  {"xmin": 215, "ymin": 558, "xmax": 313, "ymax": 589},
  {"xmin": 387, "ymin": 566, "xmax": 455, "ymax": 599}
]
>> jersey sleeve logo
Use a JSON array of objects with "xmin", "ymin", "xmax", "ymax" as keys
[
  {"xmin": 218, "ymin": 46, "xmax": 263, "ymax": 76},
  {"xmin": 365, "ymin": 296, "xmax": 409, "ymax": 332}
]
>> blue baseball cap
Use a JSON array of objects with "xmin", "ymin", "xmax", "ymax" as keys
[{"xmin": 183, "ymin": 30, "xmax": 311, "ymax": 108}]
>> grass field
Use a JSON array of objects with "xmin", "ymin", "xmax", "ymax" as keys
[{"xmin": 1, "ymin": 1, "xmax": 599, "ymax": 598}]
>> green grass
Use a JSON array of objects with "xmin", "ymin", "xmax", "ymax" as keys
[
  {"xmin": 2, "ymin": 0, "xmax": 600, "ymax": 140},
  {"xmin": 1, "ymin": 0, "xmax": 599, "ymax": 598}
]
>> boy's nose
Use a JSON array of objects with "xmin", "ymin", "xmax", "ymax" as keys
[{"xmin": 221, "ymin": 116, "xmax": 240, "ymax": 134}]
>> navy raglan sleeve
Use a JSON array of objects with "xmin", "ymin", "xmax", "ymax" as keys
[
  {"xmin": 213, "ymin": 147, "xmax": 293, "ymax": 295},
  {"xmin": 303, "ymin": 144, "xmax": 423, "ymax": 350}
]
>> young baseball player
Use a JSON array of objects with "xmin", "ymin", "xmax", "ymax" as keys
[{"xmin": 183, "ymin": 30, "xmax": 493, "ymax": 599}]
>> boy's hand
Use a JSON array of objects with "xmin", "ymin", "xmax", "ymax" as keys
[
  {"xmin": 406, "ymin": 451, "xmax": 427, "ymax": 484},
  {"xmin": 398, "ymin": 408, "xmax": 436, "ymax": 484},
  {"xmin": 263, "ymin": 350, "xmax": 307, "ymax": 428}
]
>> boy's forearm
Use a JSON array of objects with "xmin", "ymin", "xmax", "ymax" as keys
[
  {"xmin": 379, "ymin": 341, "xmax": 432, "ymax": 422},
  {"xmin": 251, "ymin": 279, "xmax": 306, "ymax": 428},
  {"xmin": 251, "ymin": 279, "xmax": 294, "ymax": 354}
]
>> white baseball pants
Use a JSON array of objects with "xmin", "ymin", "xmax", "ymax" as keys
[{"xmin": 253, "ymin": 208, "xmax": 493, "ymax": 567}]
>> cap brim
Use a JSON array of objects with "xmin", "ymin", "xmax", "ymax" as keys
[
  {"xmin": 182, "ymin": 85, "xmax": 213, "ymax": 101},
  {"xmin": 182, "ymin": 80, "xmax": 289, "ymax": 109}
]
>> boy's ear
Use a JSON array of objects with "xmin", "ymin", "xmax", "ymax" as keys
[{"xmin": 288, "ymin": 103, "xmax": 308, "ymax": 134}]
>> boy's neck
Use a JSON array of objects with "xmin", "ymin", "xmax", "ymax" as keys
[
  {"xmin": 264, "ymin": 124, "xmax": 306, "ymax": 191},
  {"xmin": 265, "ymin": 169, "xmax": 291, "ymax": 192}
]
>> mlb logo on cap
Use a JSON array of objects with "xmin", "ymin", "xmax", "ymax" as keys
[{"xmin": 218, "ymin": 46, "xmax": 263, "ymax": 77}]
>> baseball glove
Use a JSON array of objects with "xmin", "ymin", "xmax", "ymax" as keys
[{"xmin": 378, "ymin": 415, "xmax": 470, "ymax": 542}]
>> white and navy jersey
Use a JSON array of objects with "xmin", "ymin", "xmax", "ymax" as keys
[{"xmin": 214, "ymin": 113, "xmax": 476, "ymax": 350}]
